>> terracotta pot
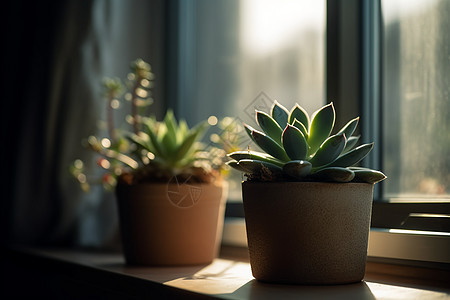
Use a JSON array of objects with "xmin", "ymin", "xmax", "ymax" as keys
[
  {"xmin": 116, "ymin": 180, "xmax": 227, "ymax": 266},
  {"xmin": 242, "ymin": 181, "xmax": 374, "ymax": 285}
]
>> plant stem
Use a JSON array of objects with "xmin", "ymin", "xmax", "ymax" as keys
[
  {"xmin": 107, "ymin": 94, "xmax": 116, "ymax": 142},
  {"xmin": 130, "ymin": 76, "xmax": 142, "ymax": 135}
]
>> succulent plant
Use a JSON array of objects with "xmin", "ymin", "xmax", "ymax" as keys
[
  {"xmin": 71, "ymin": 59, "xmax": 226, "ymax": 191},
  {"xmin": 227, "ymin": 100, "xmax": 386, "ymax": 183},
  {"xmin": 123, "ymin": 110, "xmax": 226, "ymax": 185}
]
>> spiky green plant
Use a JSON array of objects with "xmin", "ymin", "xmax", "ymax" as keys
[
  {"xmin": 227, "ymin": 100, "xmax": 386, "ymax": 183},
  {"xmin": 71, "ymin": 59, "xmax": 227, "ymax": 191},
  {"xmin": 124, "ymin": 110, "xmax": 227, "ymax": 184}
]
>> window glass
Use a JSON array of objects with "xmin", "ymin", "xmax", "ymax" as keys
[
  {"xmin": 382, "ymin": 0, "xmax": 450, "ymax": 200},
  {"xmin": 177, "ymin": 0, "xmax": 326, "ymax": 201}
]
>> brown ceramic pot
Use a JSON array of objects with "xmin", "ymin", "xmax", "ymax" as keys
[
  {"xmin": 242, "ymin": 181, "xmax": 374, "ymax": 285},
  {"xmin": 116, "ymin": 180, "xmax": 227, "ymax": 266}
]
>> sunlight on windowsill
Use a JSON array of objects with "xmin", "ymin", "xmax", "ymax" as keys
[
  {"xmin": 163, "ymin": 258, "xmax": 449, "ymax": 299},
  {"xmin": 164, "ymin": 259, "xmax": 253, "ymax": 294}
]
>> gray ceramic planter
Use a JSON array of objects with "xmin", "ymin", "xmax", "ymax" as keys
[{"xmin": 242, "ymin": 181, "xmax": 374, "ymax": 285}]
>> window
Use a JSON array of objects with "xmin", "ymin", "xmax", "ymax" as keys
[
  {"xmin": 168, "ymin": 0, "xmax": 450, "ymax": 265},
  {"xmin": 382, "ymin": 0, "xmax": 450, "ymax": 202},
  {"xmin": 368, "ymin": 0, "xmax": 450, "ymax": 234},
  {"xmin": 169, "ymin": 0, "xmax": 326, "ymax": 202},
  {"xmin": 361, "ymin": 0, "xmax": 449, "ymax": 264}
]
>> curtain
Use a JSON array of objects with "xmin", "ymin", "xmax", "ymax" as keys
[{"xmin": 1, "ymin": 0, "xmax": 162, "ymax": 249}]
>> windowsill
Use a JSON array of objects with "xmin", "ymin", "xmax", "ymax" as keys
[
  {"xmin": 2, "ymin": 245, "xmax": 449, "ymax": 299},
  {"xmin": 222, "ymin": 218, "xmax": 450, "ymax": 266}
]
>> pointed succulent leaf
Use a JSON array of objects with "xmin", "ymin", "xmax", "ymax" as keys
[
  {"xmin": 146, "ymin": 123, "xmax": 165, "ymax": 158},
  {"xmin": 162, "ymin": 133, "xmax": 176, "ymax": 156},
  {"xmin": 243, "ymin": 123, "xmax": 257, "ymax": 143},
  {"xmin": 127, "ymin": 132, "xmax": 154, "ymax": 153},
  {"xmin": 328, "ymin": 143, "xmax": 374, "ymax": 168},
  {"xmin": 176, "ymin": 119, "xmax": 189, "ymax": 143},
  {"xmin": 343, "ymin": 135, "xmax": 360, "ymax": 153},
  {"xmin": 307, "ymin": 102, "xmax": 335, "ymax": 155},
  {"xmin": 256, "ymin": 110, "xmax": 283, "ymax": 144},
  {"xmin": 350, "ymin": 167, "xmax": 387, "ymax": 183},
  {"xmin": 227, "ymin": 150, "xmax": 284, "ymax": 167},
  {"xmin": 237, "ymin": 159, "xmax": 283, "ymax": 174},
  {"xmin": 142, "ymin": 116, "xmax": 157, "ymax": 136},
  {"xmin": 309, "ymin": 133, "xmax": 347, "ymax": 168},
  {"xmin": 281, "ymin": 124, "xmax": 308, "ymax": 161},
  {"xmin": 292, "ymin": 119, "xmax": 308, "ymax": 138},
  {"xmin": 173, "ymin": 129, "xmax": 203, "ymax": 161},
  {"xmin": 271, "ymin": 100, "xmax": 290, "ymax": 129},
  {"xmin": 252, "ymin": 130, "xmax": 290, "ymax": 161},
  {"xmin": 226, "ymin": 160, "xmax": 249, "ymax": 172},
  {"xmin": 103, "ymin": 148, "xmax": 139, "ymax": 169},
  {"xmin": 154, "ymin": 123, "xmax": 170, "ymax": 157},
  {"xmin": 311, "ymin": 167, "xmax": 355, "ymax": 182},
  {"xmin": 337, "ymin": 117, "xmax": 359, "ymax": 138},
  {"xmin": 164, "ymin": 109, "xmax": 178, "ymax": 146},
  {"xmin": 283, "ymin": 160, "xmax": 312, "ymax": 179},
  {"xmin": 289, "ymin": 104, "xmax": 310, "ymax": 131}
]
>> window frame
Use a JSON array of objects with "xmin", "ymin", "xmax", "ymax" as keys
[{"xmin": 327, "ymin": 0, "xmax": 450, "ymax": 265}]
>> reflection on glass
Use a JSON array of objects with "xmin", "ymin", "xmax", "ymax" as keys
[
  {"xmin": 238, "ymin": 0, "xmax": 325, "ymax": 115},
  {"xmin": 179, "ymin": 0, "xmax": 326, "ymax": 201},
  {"xmin": 382, "ymin": 0, "xmax": 450, "ymax": 199}
]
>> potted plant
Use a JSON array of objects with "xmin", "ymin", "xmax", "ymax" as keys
[
  {"xmin": 227, "ymin": 100, "xmax": 386, "ymax": 284},
  {"xmin": 71, "ymin": 59, "xmax": 229, "ymax": 265}
]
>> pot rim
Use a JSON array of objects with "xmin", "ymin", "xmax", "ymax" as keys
[{"xmin": 117, "ymin": 180, "xmax": 226, "ymax": 188}]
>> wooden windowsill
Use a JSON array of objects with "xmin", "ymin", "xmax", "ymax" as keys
[{"xmin": 2, "ymin": 245, "xmax": 449, "ymax": 299}]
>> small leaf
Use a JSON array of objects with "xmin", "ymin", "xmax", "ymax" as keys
[
  {"xmin": 156, "ymin": 123, "xmax": 168, "ymax": 151},
  {"xmin": 271, "ymin": 100, "xmax": 290, "ymax": 129},
  {"xmin": 350, "ymin": 167, "xmax": 387, "ymax": 183},
  {"xmin": 252, "ymin": 130, "xmax": 290, "ymax": 161},
  {"xmin": 173, "ymin": 129, "xmax": 203, "ymax": 161},
  {"xmin": 283, "ymin": 160, "xmax": 312, "ymax": 179},
  {"xmin": 176, "ymin": 119, "xmax": 189, "ymax": 143},
  {"xmin": 142, "ymin": 116, "xmax": 157, "ymax": 136},
  {"xmin": 226, "ymin": 160, "xmax": 248, "ymax": 172},
  {"xmin": 292, "ymin": 119, "xmax": 308, "ymax": 138},
  {"xmin": 337, "ymin": 116, "xmax": 359, "ymax": 138},
  {"xmin": 282, "ymin": 124, "xmax": 308, "ymax": 160},
  {"xmin": 343, "ymin": 135, "xmax": 360, "ymax": 153},
  {"xmin": 162, "ymin": 133, "xmax": 176, "ymax": 156},
  {"xmin": 102, "ymin": 148, "xmax": 139, "ymax": 169},
  {"xmin": 311, "ymin": 167, "xmax": 355, "ymax": 182},
  {"xmin": 289, "ymin": 104, "xmax": 310, "ymax": 131},
  {"xmin": 238, "ymin": 159, "xmax": 283, "ymax": 174},
  {"xmin": 309, "ymin": 133, "xmax": 346, "ymax": 168},
  {"xmin": 243, "ymin": 123, "xmax": 257, "ymax": 143},
  {"xmin": 146, "ymin": 124, "xmax": 165, "ymax": 158},
  {"xmin": 228, "ymin": 150, "xmax": 284, "ymax": 167},
  {"xmin": 128, "ymin": 132, "xmax": 154, "ymax": 153},
  {"xmin": 328, "ymin": 143, "xmax": 374, "ymax": 168},
  {"xmin": 307, "ymin": 103, "xmax": 335, "ymax": 155},
  {"xmin": 256, "ymin": 110, "xmax": 283, "ymax": 144},
  {"xmin": 164, "ymin": 109, "xmax": 178, "ymax": 146}
]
